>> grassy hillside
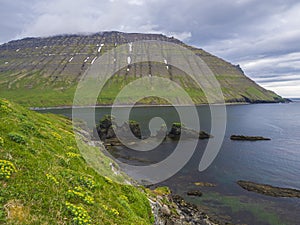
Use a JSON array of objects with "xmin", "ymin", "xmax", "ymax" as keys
[
  {"xmin": 0, "ymin": 98, "xmax": 153, "ymax": 224},
  {"xmin": 0, "ymin": 32, "xmax": 285, "ymax": 107}
]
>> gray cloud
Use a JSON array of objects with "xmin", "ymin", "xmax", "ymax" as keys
[{"xmin": 0, "ymin": 0, "xmax": 299, "ymax": 97}]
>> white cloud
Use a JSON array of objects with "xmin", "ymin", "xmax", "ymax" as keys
[
  {"xmin": 241, "ymin": 52, "xmax": 300, "ymax": 72},
  {"xmin": 260, "ymin": 80, "xmax": 300, "ymax": 98},
  {"xmin": 128, "ymin": 0, "xmax": 144, "ymax": 5}
]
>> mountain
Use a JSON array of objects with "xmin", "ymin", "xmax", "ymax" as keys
[{"xmin": 0, "ymin": 31, "xmax": 285, "ymax": 107}]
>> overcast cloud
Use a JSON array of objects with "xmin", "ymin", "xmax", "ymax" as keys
[{"xmin": 0, "ymin": 0, "xmax": 299, "ymax": 97}]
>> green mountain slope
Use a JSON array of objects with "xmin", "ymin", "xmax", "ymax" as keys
[
  {"xmin": 0, "ymin": 98, "xmax": 153, "ymax": 224},
  {"xmin": 0, "ymin": 31, "xmax": 285, "ymax": 107}
]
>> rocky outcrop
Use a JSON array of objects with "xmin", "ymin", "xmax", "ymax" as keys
[
  {"xmin": 149, "ymin": 192, "xmax": 217, "ymax": 225},
  {"xmin": 167, "ymin": 123, "xmax": 212, "ymax": 140},
  {"xmin": 95, "ymin": 115, "xmax": 116, "ymax": 140},
  {"xmin": 230, "ymin": 135, "xmax": 271, "ymax": 141},
  {"xmin": 237, "ymin": 180, "xmax": 300, "ymax": 198},
  {"xmin": 95, "ymin": 116, "xmax": 142, "ymax": 145},
  {"xmin": 96, "ymin": 118, "xmax": 213, "ymax": 146}
]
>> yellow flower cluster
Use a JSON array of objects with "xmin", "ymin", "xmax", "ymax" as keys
[
  {"xmin": 104, "ymin": 176, "xmax": 113, "ymax": 184},
  {"xmin": 51, "ymin": 132, "xmax": 62, "ymax": 140},
  {"xmin": 65, "ymin": 201, "xmax": 91, "ymax": 225},
  {"xmin": 110, "ymin": 208, "xmax": 120, "ymax": 216},
  {"xmin": 0, "ymin": 101, "xmax": 12, "ymax": 113},
  {"xmin": 101, "ymin": 204, "xmax": 119, "ymax": 216},
  {"xmin": 79, "ymin": 176, "xmax": 96, "ymax": 190},
  {"xmin": 0, "ymin": 160, "xmax": 17, "ymax": 179},
  {"xmin": 119, "ymin": 195, "xmax": 129, "ymax": 202},
  {"xmin": 1, "ymin": 99, "xmax": 9, "ymax": 104},
  {"xmin": 46, "ymin": 173, "xmax": 59, "ymax": 185},
  {"xmin": 45, "ymin": 121, "xmax": 52, "ymax": 125},
  {"xmin": 67, "ymin": 186, "xmax": 95, "ymax": 205},
  {"xmin": 66, "ymin": 152, "xmax": 81, "ymax": 158}
]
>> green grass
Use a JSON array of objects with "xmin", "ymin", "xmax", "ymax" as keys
[
  {"xmin": 0, "ymin": 69, "xmax": 283, "ymax": 107},
  {"xmin": 0, "ymin": 98, "xmax": 153, "ymax": 224}
]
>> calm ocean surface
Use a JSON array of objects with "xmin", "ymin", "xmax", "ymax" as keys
[{"xmin": 38, "ymin": 102, "xmax": 300, "ymax": 225}]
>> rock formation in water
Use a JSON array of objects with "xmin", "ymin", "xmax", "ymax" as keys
[
  {"xmin": 237, "ymin": 180, "xmax": 300, "ymax": 198},
  {"xmin": 167, "ymin": 123, "xmax": 212, "ymax": 140},
  {"xmin": 230, "ymin": 135, "xmax": 271, "ymax": 141}
]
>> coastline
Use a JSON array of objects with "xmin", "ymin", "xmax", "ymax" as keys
[
  {"xmin": 82, "ymin": 129, "xmax": 221, "ymax": 225},
  {"xmin": 29, "ymin": 98, "xmax": 293, "ymax": 111},
  {"xmin": 31, "ymin": 102, "xmax": 258, "ymax": 111}
]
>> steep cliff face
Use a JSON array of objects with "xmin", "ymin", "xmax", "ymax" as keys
[{"xmin": 0, "ymin": 31, "xmax": 284, "ymax": 106}]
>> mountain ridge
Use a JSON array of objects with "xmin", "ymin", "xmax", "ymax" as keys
[{"xmin": 0, "ymin": 31, "xmax": 286, "ymax": 107}]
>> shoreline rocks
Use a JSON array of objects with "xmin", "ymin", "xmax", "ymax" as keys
[
  {"xmin": 230, "ymin": 135, "xmax": 271, "ymax": 141},
  {"xmin": 237, "ymin": 180, "xmax": 300, "ymax": 198},
  {"xmin": 95, "ymin": 116, "xmax": 213, "ymax": 146},
  {"xmin": 150, "ymin": 192, "xmax": 218, "ymax": 225}
]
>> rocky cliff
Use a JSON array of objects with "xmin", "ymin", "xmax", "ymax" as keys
[{"xmin": 0, "ymin": 31, "xmax": 285, "ymax": 106}]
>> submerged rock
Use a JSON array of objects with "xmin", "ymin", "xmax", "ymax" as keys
[
  {"xmin": 194, "ymin": 182, "xmax": 216, "ymax": 187},
  {"xmin": 187, "ymin": 190, "xmax": 203, "ymax": 197},
  {"xmin": 237, "ymin": 180, "xmax": 300, "ymax": 198},
  {"xmin": 230, "ymin": 135, "xmax": 271, "ymax": 141}
]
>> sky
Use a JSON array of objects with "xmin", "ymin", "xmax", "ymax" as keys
[{"xmin": 0, "ymin": 0, "xmax": 299, "ymax": 97}]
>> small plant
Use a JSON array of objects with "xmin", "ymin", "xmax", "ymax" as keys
[
  {"xmin": 153, "ymin": 186, "xmax": 171, "ymax": 196},
  {"xmin": 0, "ymin": 160, "xmax": 17, "ymax": 179},
  {"xmin": 119, "ymin": 195, "xmax": 129, "ymax": 202},
  {"xmin": 118, "ymin": 195, "xmax": 129, "ymax": 208},
  {"xmin": 20, "ymin": 122, "xmax": 36, "ymax": 135},
  {"xmin": 129, "ymin": 120, "xmax": 138, "ymax": 125},
  {"xmin": 172, "ymin": 122, "xmax": 183, "ymax": 128},
  {"xmin": 65, "ymin": 202, "xmax": 91, "ymax": 225},
  {"xmin": 46, "ymin": 174, "xmax": 59, "ymax": 185},
  {"xmin": 0, "ymin": 137, "xmax": 4, "ymax": 147},
  {"xmin": 79, "ymin": 176, "xmax": 96, "ymax": 190},
  {"xmin": 8, "ymin": 132, "xmax": 26, "ymax": 144},
  {"xmin": 104, "ymin": 176, "xmax": 113, "ymax": 184}
]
